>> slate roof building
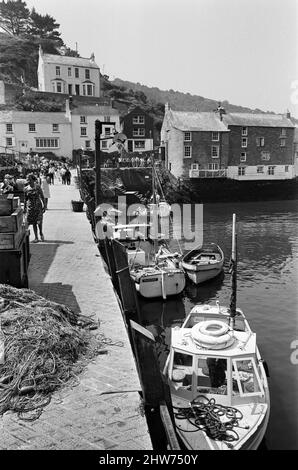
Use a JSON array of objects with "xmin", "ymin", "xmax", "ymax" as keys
[{"xmin": 160, "ymin": 104, "xmax": 296, "ymax": 180}]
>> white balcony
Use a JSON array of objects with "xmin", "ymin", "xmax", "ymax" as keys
[{"xmin": 189, "ymin": 168, "xmax": 227, "ymax": 178}]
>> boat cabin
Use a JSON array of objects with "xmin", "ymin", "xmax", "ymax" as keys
[{"xmin": 166, "ymin": 305, "xmax": 267, "ymax": 409}]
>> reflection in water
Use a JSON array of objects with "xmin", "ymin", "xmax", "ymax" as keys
[{"xmin": 139, "ymin": 200, "xmax": 298, "ymax": 450}]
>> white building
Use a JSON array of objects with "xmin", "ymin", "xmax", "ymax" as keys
[
  {"xmin": 0, "ymin": 101, "xmax": 121, "ymax": 158},
  {"xmin": 38, "ymin": 47, "xmax": 101, "ymax": 97}
]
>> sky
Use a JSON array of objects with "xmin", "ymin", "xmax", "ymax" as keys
[{"xmin": 26, "ymin": 0, "xmax": 298, "ymax": 117}]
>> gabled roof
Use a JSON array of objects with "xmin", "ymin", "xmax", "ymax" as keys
[
  {"xmin": 72, "ymin": 106, "xmax": 119, "ymax": 116},
  {"xmin": 41, "ymin": 53, "xmax": 99, "ymax": 70},
  {"xmin": 168, "ymin": 110, "xmax": 229, "ymax": 132},
  {"xmin": 0, "ymin": 111, "xmax": 70, "ymax": 124},
  {"xmin": 223, "ymin": 113, "xmax": 294, "ymax": 128}
]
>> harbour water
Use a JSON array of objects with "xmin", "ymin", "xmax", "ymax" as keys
[{"xmin": 139, "ymin": 199, "xmax": 298, "ymax": 450}]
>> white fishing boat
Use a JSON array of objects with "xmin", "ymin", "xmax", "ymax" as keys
[
  {"xmin": 130, "ymin": 245, "xmax": 185, "ymax": 300},
  {"xmin": 163, "ymin": 215, "xmax": 270, "ymax": 450},
  {"xmin": 182, "ymin": 243, "xmax": 224, "ymax": 284},
  {"xmin": 129, "ymin": 158, "xmax": 185, "ymax": 299}
]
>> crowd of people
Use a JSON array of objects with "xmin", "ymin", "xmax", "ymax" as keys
[
  {"xmin": 103, "ymin": 155, "xmax": 161, "ymax": 168},
  {"xmin": 0, "ymin": 158, "xmax": 73, "ymax": 243}
]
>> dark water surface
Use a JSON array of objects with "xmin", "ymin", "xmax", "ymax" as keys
[{"xmin": 139, "ymin": 199, "xmax": 298, "ymax": 450}]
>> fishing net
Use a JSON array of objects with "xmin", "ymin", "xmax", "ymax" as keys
[{"xmin": 0, "ymin": 284, "xmax": 109, "ymax": 420}]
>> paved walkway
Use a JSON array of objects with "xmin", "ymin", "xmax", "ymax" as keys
[{"xmin": 0, "ymin": 176, "xmax": 152, "ymax": 450}]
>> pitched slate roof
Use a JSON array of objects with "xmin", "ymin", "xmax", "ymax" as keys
[
  {"xmin": 223, "ymin": 113, "xmax": 294, "ymax": 128},
  {"xmin": 169, "ymin": 110, "xmax": 229, "ymax": 132},
  {"xmin": 72, "ymin": 106, "xmax": 119, "ymax": 116},
  {"xmin": 0, "ymin": 111, "xmax": 70, "ymax": 124},
  {"xmin": 41, "ymin": 53, "xmax": 99, "ymax": 69}
]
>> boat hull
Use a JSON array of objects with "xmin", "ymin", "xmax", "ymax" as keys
[
  {"xmin": 133, "ymin": 269, "xmax": 185, "ymax": 299},
  {"xmin": 182, "ymin": 260, "xmax": 224, "ymax": 284}
]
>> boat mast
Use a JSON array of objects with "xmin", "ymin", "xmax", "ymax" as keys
[
  {"xmin": 151, "ymin": 152, "xmax": 158, "ymax": 256},
  {"xmin": 229, "ymin": 213, "xmax": 237, "ymax": 329}
]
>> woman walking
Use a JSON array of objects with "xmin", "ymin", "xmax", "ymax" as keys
[{"xmin": 24, "ymin": 173, "xmax": 46, "ymax": 243}]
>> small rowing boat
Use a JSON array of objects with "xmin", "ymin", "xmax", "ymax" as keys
[{"xmin": 182, "ymin": 243, "xmax": 224, "ymax": 284}]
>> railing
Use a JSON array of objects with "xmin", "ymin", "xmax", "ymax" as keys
[{"xmin": 189, "ymin": 169, "xmax": 227, "ymax": 178}]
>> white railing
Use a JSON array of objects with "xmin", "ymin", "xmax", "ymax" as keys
[{"xmin": 189, "ymin": 169, "xmax": 227, "ymax": 178}]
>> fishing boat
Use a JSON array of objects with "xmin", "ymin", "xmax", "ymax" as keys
[
  {"xmin": 130, "ymin": 244, "xmax": 186, "ymax": 300},
  {"xmin": 129, "ymin": 156, "xmax": 185, "ymax": 300},
  {"xmin": 163, "ymin": 215, "xmax": 270, "ymax": 450},
  {"xmin": 182, "ymin": 243, "xmax": 224, "ymax": 284}
]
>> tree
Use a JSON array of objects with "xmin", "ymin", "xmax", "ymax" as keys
[
  {"xmin": 0, "ymin": 0, "xmax": 30, "ymax": 35},
  {"xmin": 28, "ymin": 8, "xmax": 62, "ymax": 44}
]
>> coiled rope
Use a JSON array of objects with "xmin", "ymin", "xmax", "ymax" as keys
[{"xmin": 174, "ymin": 395, "xmax": 249, "ymax": 446}]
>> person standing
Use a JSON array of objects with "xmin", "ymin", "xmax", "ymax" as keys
[
  {"xmin": 65, "ymin": 167, "xmax": 71, "ymax": 185},
  {"xmin": 24, "ymin": 173, "xmax": 45, "ymax": 243},
  {"xmin": 40, "ymin": 171, "xmax": 51, "ymax": 210},
  {"xmin": 48, "ymin": 165, "xmax": 55, "ymax": 185}
]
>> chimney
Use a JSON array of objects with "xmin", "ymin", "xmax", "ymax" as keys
[
  {"xmin": 65, "ymin": 99, "xmax": 71, "ymax": 121},
  {"xmin": 215, "ymin": 102, "xmax": 226, "ymax": 121},
  {"xmin": 286, "ymin": 109, "xmax": 291, "ymax": 119},
  {"xmin": 90, "ymin": 52, "xmax": 95, "ymax": 63}
]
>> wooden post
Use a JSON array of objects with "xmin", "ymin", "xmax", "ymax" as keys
[{"xmin": 95, "ymin": 120, "xmax": 102, "ymax": 207}]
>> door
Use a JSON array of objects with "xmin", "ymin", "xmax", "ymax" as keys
[
  {"xmin": 128, "ymin": 140, "xmax": 133, "ymax": 152},
  {"xmin": 75, "ymin": 84, "xmax": 80, "ymax": 95},
  {"xmin": 68, "ymin": 84, "xmax": 73, "ymax": 95}
]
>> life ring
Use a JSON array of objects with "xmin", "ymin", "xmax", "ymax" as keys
[
  {"xmin": 191, "ymin": 321, "xmax": 234, "ymax": 350},
  {"xmin": 198, "ymin": 320, "xmax": 229, "ymax": 337}
]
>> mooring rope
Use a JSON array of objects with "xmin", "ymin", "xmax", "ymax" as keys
[{"xmin": 173, "ymin": 395, "xmax": 249, "ymax": 445}]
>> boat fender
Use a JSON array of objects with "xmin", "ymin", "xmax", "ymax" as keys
[{"xmin": 199, "ymin": 320, "xmax": 229, "ymax": 337}]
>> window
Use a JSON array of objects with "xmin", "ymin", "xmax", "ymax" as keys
[
  {"xmin": 80, "ymin": 116, "xmax": 86, "ymax": 124},
  {"xmin": 197, "ymin": 357, "xmax": 227, "ymax": 395},
  {"xmin": 268, "ymin": 166, "xmax": 275, "ymax": 175},
  {"xmin": 232, "ymin": 358, "xmax": 263, "ymax": 397},
  {"xmin": 280, "ymin": 139, "xmax": 286, "ymax": 147},
  {"xmin": 281, "ymin": 128, "xmax": 287, "ymax": 136},
  {"xmin": 256, "ymin": 137, "xmax": 265, "ymax": 147},
  {"xmin": 104, "ymin": 127, "xmax": 111, "ymax": 136},
  {"xmin": 134, "ymin": 140, "xmax": 145, "ymax": 149},
  {"xmin": 80, "ymin": 127, "xmax": 87, "ymax": 136},
  {"xmin": 191, "ymin": 163, "xmax": 199, "ymax": 170},
  {"xmin": 85, "ymin": 69, "xmax": 90, "ymax": 79},
  {"xmin": 6, "ymin": 123, "xmax": 13, "ymax": 133},
  {"xmin": 35, "ymin": 138, "xmax": 59, "ymax": 148},
  {"xmin": 238, "ymin": 167, "xmax": 246, "ymax": 176},
  {"xmin": 184, "ymin": 145, "xmax": 191, "ymax": 158},
  {"xmin": 101, "ymin": 141, "xmax": 108, "ymax": 149},
  {"xmin": 85, "ymin": 140, "xmax": 91, "ymax": 148},
  {"xmin": 104, "ymin": 116, "xmax": 111, "ymax": 122},
  {"xmin": 57, "ymin": 82, "xmax": 62, "ymax": 93},
  {"xmin": 172, "ymin": 351, "xmax": 193, "ymax": 388},
  {"xmin": 241, "ymin": 137, "xmax": 247, "ymax": 148},
  {"xmin": 211, "ymin": 145, "xmax": 219, "ymax": 158},
  {"xmin": 285, "ymin": 165, "xmax": 289, "ymax": 172},
  {"xmin": 56, "ymin": 66, "xmax": 60, "ymax": 76},
  {"xmin": 29, "ymin": 123, "xmax": 36, "ymax": 132},
  {"xmin": 6, "ymin": 137, "xmax": 13, "ymax": 146},
  {"xmin": 68, "ymin": 67, "xmax": 72, "ymax": 77},
  {"xmin": 208, "ymin": 163, "xmax": 219, "ymax": 170},
  {"xmin": 257, "ymin": 166, "xmax": 264, "ymax": 173},
  {"xmin": 133, "ymin": 128, "xmax": 145, "ymax": 137},
  {"xmin": 240, "ymin": 152, "xmax": 246, "ymax": 162},
  {"xmin": 242, "ymin": 127, "xmax": 248, "ymax": 136},
  {"xmin": 261, "ymin": 151, "xmax": 270, "ymax": 161},
  {"xmin": 133, "ymin": 115, "xmax": 145, "ymax": 124},
  {"xmin": 83, "ymin": 84, "xmax": 94, "ymax": 96},
  {"xmin": 184, "ymin": 132, "xmax": 191, "ymax": 141},
  {"xmin": 75, "ymin": 68, "xmax": 79, "ymax": 78},
  {"xmin": 212, "ymin": 132, "xmax": 219, "ymax": 141},
  {"xmin": 52, "ymin": 124, "xmax": 59, "ymax": 132}
]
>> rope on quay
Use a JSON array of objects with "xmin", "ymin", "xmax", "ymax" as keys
[
  {"xmin": 0, "ymin": 284, "xmax": 122, "ymax": 421},
  {"xmin": 173, "ymin": 395, "xmax": 249, "ymax": 447}
]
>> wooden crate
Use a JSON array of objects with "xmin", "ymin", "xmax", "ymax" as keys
[
  {"xmin": 0, "ymin": 230, "xmax": 30, "ymax": 288},
  {"xmin": 0, "ymin": 224, "xmax": 25, "ymax": 250},
  {"xmin": 0, "ymin": 206, "xmax": 24, "ymax": 233},
  {"xmin": 0, "ymin": 195, "xmax": 20, "ymax": 216}
]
